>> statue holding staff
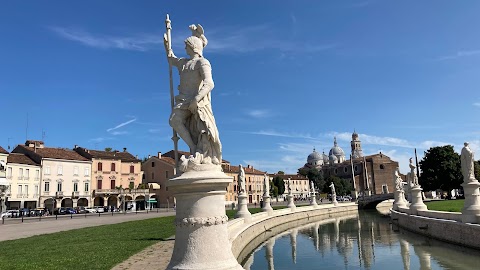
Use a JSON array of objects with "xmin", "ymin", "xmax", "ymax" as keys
[
  {"xmin": 164, "ymin": 17, "xmax": 222, "ymax": 170},
  {"xmin": 461, "ymin": 142, "xmax": 476, "ymax": 183},
  {"xmin": 263, "ymin": 174, "xmax": 270, "ymax": 196}
]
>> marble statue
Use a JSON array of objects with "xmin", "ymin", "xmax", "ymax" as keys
[
  {"xmin": 310, "ymin": 181, "xmax": 315, "ymax": 193},
  {"xmin": 264, "ymin": 173, "xmax": 269, "ymax": 196},
  {"xmin": 395, "ymin": 168, "xmax": 404, "ymax": 191},
  {"xmin": 288, "ymin": 179, "xmax": 292, "ymax": 195},
  {"xmin": 164, "ymin": 22, "xmax": 222, "ymax": 170},
  {"xmin": 461, "ymin": 142, "xmax": 476, "ymax": 183},
  {"xmin": 329, "ymin": 182, "xmax": 336, "ymax": 196},
  {"xmin": 409, "ymin": 158, "xmax": 419, "ymax": 186},
  {"xmin": 238, "ymin": 164, "xmax": 246, "ymax": 194}
]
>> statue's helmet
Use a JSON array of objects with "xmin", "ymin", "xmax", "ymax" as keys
[{"xmin": 185, "ymin": 36, "xmax": 206, "ymax": 57}]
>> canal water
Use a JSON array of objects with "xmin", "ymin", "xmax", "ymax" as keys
[{"xmin": 242, "ymin": 209, "xmax": 480, "ymax": 269}]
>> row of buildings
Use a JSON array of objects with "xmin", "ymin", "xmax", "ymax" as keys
[
  {"xmin": 0, "ymin": 140, "xmax": 149, "ymax": 212},
  {"xmin": 0, "ymin": 131, "xmax": 399, "ymax": 211}
]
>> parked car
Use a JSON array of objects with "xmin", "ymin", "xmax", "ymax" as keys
[
  {"xmin": 53, "ymin": 208, "xmax": 67, "ymax": 215},
  {"xmin": 19, "ymin": 208, "xmax": 31, "ymax": 217},
  {"xmin": 94, "ymin": 206, "xmax": 105, "ymax": 213},
  {"xmin": 65, "ymin": 207, "xmax": 76, "ymax": 214},
  {"xmin": 1, "ymin": 211, "xmax": 12, "ymax": 218},
  {"xmin": 74, "ymin": 206, "xmax": 87, "ymax": 214},
  {"xmin": 7, "ymin": 210, "xmax": 20, "ymax": 218},
  {"xmin": 85, "ymin": 207, "xmax": 97, "ymax": 213}
]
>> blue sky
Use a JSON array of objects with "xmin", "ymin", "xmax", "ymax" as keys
[{"xmin": 1, "ymin": 1, "xmax": 479, "ymax": 174}]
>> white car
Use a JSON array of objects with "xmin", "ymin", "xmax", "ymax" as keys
[
  {"xmin": 1, "ymin": 210, "xmax": 17, "ymax": 218},
  {"xmin": 85, "ymin": 207, "xmax": 97, "ymax": 213},
  {"xmin": 94, "ymin": 206, "xmax": 105, "ymax": 213}
]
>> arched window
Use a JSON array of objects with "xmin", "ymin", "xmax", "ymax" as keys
[
  {"xmin": 111, "ymin": 163, "xmax": 116, "ymax": 172},
  {"xmin": 344, "ymin": 167, "xmax": 348, "ymax": 173},
  {"xmin": 98, "ymin": 162, "xmax": 103, "ymax": 171}
]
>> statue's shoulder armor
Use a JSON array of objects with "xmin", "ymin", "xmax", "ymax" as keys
[{"xmin": 196, "ymin": 58, "xmax": 211, "ymax": 68}]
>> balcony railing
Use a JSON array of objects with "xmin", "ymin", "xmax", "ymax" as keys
[
  {"xmin": 73, "ymin": 191, "xmax": 80, "ymax": 197},
  {"xmin": 96, "ymin": 189, "xmax": 120, "ymax": 195},
  {"xmin": 56, "ymin": 191, "xmax": 63, "ymax": 198},
  {"xmin": 16, "ymin": 194, "xmax": 23, "ymax": 198},
  {"xmin": 44, "ymin": 191, "xmax": 50, "ymax": 196}
]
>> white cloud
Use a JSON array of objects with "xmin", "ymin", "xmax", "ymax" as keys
[
  {"xmin": 436, "ymin": 49, "xmax": 480, "ymax": 61},
  {"xmin": 88, "ymin": 137, "xmax": 112, "ymax": 143},
  {"xmin": 107, "ymin": 118, "xmax": 137, "ymax": 132},
  {"xmin": 247, "ymin": 109, "xmax": 272, "ymax": 118},
  {"xmin": 474, "ymin": 102, "xmax": 480, "ymax": 107},
  {"xmin": 109, "ymin": 131, "xmax": 128, "ymax": 136},
  {"xmin": 249, "ymin": 130, "xmax": 315, "ymax": 140},
  {"xmin": 49, "ymin": 26, "xmax": 162, "ymax": 51}
]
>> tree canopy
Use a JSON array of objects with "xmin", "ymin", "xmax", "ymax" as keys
[
  {"xmin": 322, "ymin": 175, "xmax": 353, "ymax": 196},
  {"xmin": 419, "ymin": 145, "xmax": 462, "ymax": 193},
  {"xmin": 272, "ymin": 176, "xmax": 285, "ymax": 196},
  {"xmin": 298, "ymin": 167, "xmax": 325, "ymax": 192}
]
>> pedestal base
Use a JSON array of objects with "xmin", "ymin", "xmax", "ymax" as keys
[
  {"xmin": 236, "ymin": 194, "xmax": 252, "ymax": 222},
  {"xmin": 393, "ymin": 190, "xmax": 407, "ymax": 211},
  {"xmin": 310, "ymin": 194, "xmax": 318, "ymax": 207},
  {"xmin": 166, "ymin": 169, "xmax": 243, "ymax": 270},
  {"xmin": 409, "ymin": 185, "xmax": 427, "ymax": 215},
  {"xmin": 461, "ymin": 181, "xmax": 480, "ymax": 223},
  {"xmin": 262, "ymin": 195, "xmax": 273, "ymax": 214},
  {"xmin": 287, "ymin": 194, "xmax": 296, "ymax": 211},
  {"xmin": 332, "ymin": 197, "xmax": 338, "ymax": 206}
]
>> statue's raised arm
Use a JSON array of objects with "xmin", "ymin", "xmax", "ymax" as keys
[{"xmin": 164, "ymin": 19, "xmax": 222, "ymax": 172}]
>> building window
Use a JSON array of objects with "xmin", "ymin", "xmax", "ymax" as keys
[
  {"xmin": 98, "ymin": 179, "xmax": 102, "ymax": 189},
  {"xmin": 84, "ymin": 167, "xmax": 90, "ymax": 176},
  {"xmin": 7, "ymin": 167, "xmax": 12, "ymax": 177},
  {"xmin": 151, "ymin": 162, "xmax": 155, "ymax": 167},
  {"xmin": 34, "ymin": 185, "xmax": 38, "ymax": 195},
  {"xmin": 25, "ymin": 169, "xmax": 30, "ymax": 179},
  {"xmin": 84, "ymin": 182, "xmax": 89, "ymax": 192},
  {"xmin": 382, "ymin": 184, "xmax": 388, "ymax": 194},
  {"xmin": 334, "ymin": 169, "xmax": 338, "ymax": 175},
  {"xmin": 111, "ymin": 163, "xmax": 116, "ymax": 172},
  {"xmin": 130, "ymin": 165, "xmax": 134, "ymax": 173},
  {"xmin": 98, "ymin": 162, "xmax": 103, "ymax": 171},
  {"xmin": 110, "ymin": 179, "xmax": 115, "ymax": 189},
  {"xmin": 73, "ymin": 166, "xmax": 79, "ymax": 176},
  {"xmin": 130, "ymin": 181, "xmax": 135, "ymax": 189},
  {"xmin": 344, "ymin": 167, "xmax": 348, "ymax": 173},
  {"xmin": 57, "ymin": 166, "xmax": 63, "ymax": 175},
  {"xmin": 57, "ymin": 182, "xmax": 62, "ymax": 192},
  {"xmin": 44, "ymin": 182, "xmax": 50, "ymax": 192},
  {"xmin": 45, "ymin": 166, "xmax": 50, "ymax": 175},
  {"xmin": 25, "ymin": 185, "xmax": 28, "ymax": 196},
  {"xmin": 380, "ymin": 164, "xmax": 385, "ymax": 169},
  {"xmin": 354, "ymin": 165, "xmax": 358, "ymax": 172},
  {"xmin": 19, "ymin": 168, "xmax": 23, "ymax": 177},
  {"xmin": 36, "ymin": 170, "xmax": 40, "ymax": 179},
  {"xmin": 73, "ymin": 183, "xmax": 78, "ymax": 192},
  {"xmin": 234, "ymin": 185, "xmax": 237, "ymax": 191},
  {"xmin": 18, "ymin": 185, "xmax": 22, "ymax": 195}
]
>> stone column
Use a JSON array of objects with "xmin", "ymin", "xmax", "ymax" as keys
[
  {"xmin": 414, "ymin": 245, "xmax": 431, "ymax": 270},
  {"xmin": 236, "ymin": 193, "xmax": 252, "ymax": 222},
  {"xmin": 287, "ymin": 193, "xmax": 296, "ymax": 211},
  {"xmin": 262, "ymin": 194, "xmax": 273, "ymax": 214},
  {"xmin": 290, "ymin": 228, "xmax": 298, "ymax": 264},
  {"xmin": 461, "ymin": 180, "xmax": 480, "ymax": 223},
  {"xmin": 408, "ymin": 185, "xmax": 427, "ymax": 215},
  {"xmin": 313, "ymin": 222, "xmax": 320, "ymax": 251},
  {"xmin": 393, "ymin": 190, "xmax": 407, "ymax": 211},
  {"xmin": 166, "ymin": 169, "xmax": 243, "ymax": 270},
  {"xmin": 400, "ymin": 239, "xmax": 410, "ymax": 270},
  {"xmin": 332, "ymin": 195, "xmax": 338, "ymax": 206},
  {"xmin": 310, "ymin": 189, "xmax": 318, "ymax": 207}
]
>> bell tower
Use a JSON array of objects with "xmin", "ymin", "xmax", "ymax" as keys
[{"xmin": 351, "ymin": 130, "xmax": 363, "ymax": 158}]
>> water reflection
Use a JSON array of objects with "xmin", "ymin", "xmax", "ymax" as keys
[{"xmin": 242, "ymin": 210, "xmax": 480, "ymax": 270}]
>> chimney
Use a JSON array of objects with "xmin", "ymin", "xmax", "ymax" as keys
[
  {"xmin": 74, "ymin": 144, "xmax": 78, "ymax": 149},
  {"xmin": 123, "ymin": 147, "xmax": 127, "ymax": 152},
  {"xmin": 148, "ymin": 154, "xmax": 151, "ymax": 159},
  {"xmin": 135, "ymin": 155, "xmax": 138, "ymax": 159},
  {"xmin": 157, "ymin": 152, "xmax": 162, "ymax": 159}
]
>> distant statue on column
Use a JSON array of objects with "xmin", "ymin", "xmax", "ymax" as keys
[
  {"xmin": 461, "ymin": 142, "xmax": 476, "ymax": 183},
  {"xmin": 263, "ymin": 173, "xmax": 270, "ymax": 196},
  {"xmin": 238, "ymin": 164, "xmax": 246, "ymax": 194},
  {"xmin": 409, "ymin": 158, "xmax": 419, "ymax": 186}
]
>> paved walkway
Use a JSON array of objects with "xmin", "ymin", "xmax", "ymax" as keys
[{"xmin": 0, "ymin": 210, "xmax": 176, "ymax": 242}]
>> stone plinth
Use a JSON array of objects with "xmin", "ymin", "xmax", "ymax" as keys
[
  {"xmin": 310, "ymin": 193, "xmax": 318, "ymax": 207},
  {"xmin": 286, "ymin": 194, "xmax": 296, "ymax": 211},
  {"xmin": 262, "ymin": 195, "xmax": 273, "ymax": 214},
  {"xmin": 408, "ymin": 185, "xmax": 427, "ymax": 215},
  {"xmin": 236, "ymin": 193, "xmax": 252, "ymax": 222},
  {"xmin": 166, "ymin": 169, "xmax": 243, "ymax": 270},
  {"xmin": 332, "ymin": 196, "xmax": 338, "ymax": 206},
  {"xmin": 393, "ymin": 190, "xmax": 407, "ymax": 211},
  {"xmin": 461, "ymin": 181, "xmax": 480, "ymax": 223}
]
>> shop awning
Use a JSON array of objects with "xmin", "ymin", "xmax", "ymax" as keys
[
  {"xmin": 147, "ymin": 199, "xmax": 157, "ymax": 203},
  {"xmin": 148, "ymin": 183, "xmax": 161, "ymax": 189}
]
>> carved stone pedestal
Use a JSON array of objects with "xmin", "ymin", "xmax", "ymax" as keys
[
  {"xmin": 461, "ymin": 181, "xmax": 480, "ymax": 223},
  {"xmin": 166, "ymin": 169, "xmax": 243, "ymax": 270},
  {"xmin": 393, "ymin": 190, "xmax": 407, "ymax": 211},
  {"xmin": 332, "ymin": 196, "xmax": 338, "ymax": 206},
  {"xmin": 262, "ymin": 195, "xmax": 273, "ymax": 214},
  {"xmin": 409, "ymin": 185, "xmax": 427, "ymax": 215},
  {"xmin": 287, "ymin": 194, "xmax": 296, "ymax": 211},
  {"xmin": 310, "ymin": 193, "xmax": 318, "ymax": 207},
  {"xmin": 236, "ymin": 193, "xmax": 251, "ymax": 222}
]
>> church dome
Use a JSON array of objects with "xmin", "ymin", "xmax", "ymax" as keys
[
  {"xmin": 329, "ymin": 137, "xmax": 345, "ymax": 157},
  {"xmin": 307, "ymin": 148, "xmax": 322, "ymax": 163},
  {"xmin": 322, "ymin": 151, "xmax": 329, "ymax": 164}
]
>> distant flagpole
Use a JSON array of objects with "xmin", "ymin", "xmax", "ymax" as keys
[
  {"xmin": 164, "ymin": 14, "xmax": 179, "ymax": 169},
  {"xmin": 414, "ymin": 148, "xmax": 420, "ymax": 177}
]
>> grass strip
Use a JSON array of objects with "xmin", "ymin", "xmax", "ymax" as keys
[
  {"xmin": 425, "ymin": 199, "xmax": 464, "ymax": 212},
  {"xmin": 0, "ymin": 216, "xmax": 175, "ymax": 270}
]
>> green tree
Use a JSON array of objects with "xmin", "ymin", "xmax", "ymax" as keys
[
  {"xmin": 272, "ymin": 176, "xmax": 285, "ymax": 196},
  {"xmin": 104, "ymin": 147, "xmax": 112, "ymax": 152},
  {"xmin": 419, "ymin": 145, "xmax": 462, "ymax": 195},
  {"xmin": 323, "ymin": 176, "xmax": 353, "ymax": 196},
  {"xmin": 475, "ymin": 160, "xmax": 480, "ymax": 180},
  {"xmin": 298, "ymin": 167, "xmax": 325, "ymax": 192},
  {"xmin": 277, "ymin": 171, "xmax": 285, "ymax": 175}
]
